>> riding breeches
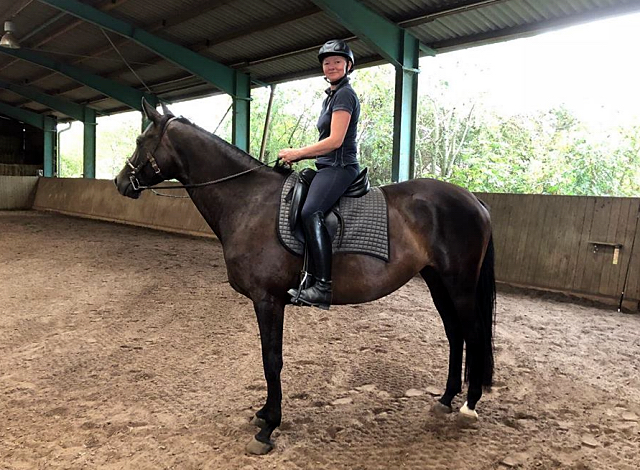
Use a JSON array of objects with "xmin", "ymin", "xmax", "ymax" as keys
[{"xmin": 300, "ymin": 164, "xmax": 359, "ymax": 221}]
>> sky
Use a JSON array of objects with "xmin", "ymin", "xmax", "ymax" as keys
[
  {"xmin": 422, "ymin": 10, "xmax": 640, "ymax": 127},
  {"xmin": 61, "ymin": 9, "xmax": 640, "ymax": 170}
]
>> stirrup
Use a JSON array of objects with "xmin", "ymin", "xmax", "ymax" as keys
[
  {"xmin": 289, "ymin": 243, "xmax": 313, "ymax": 305},
  {"xmin": 294, "ymin": 280, "xmax": 332, "ymax": 310}
]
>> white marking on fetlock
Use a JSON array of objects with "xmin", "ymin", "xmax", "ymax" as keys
[{"xmin": 459, "ymin": 401, "xmax": 479, "ymax": 420}]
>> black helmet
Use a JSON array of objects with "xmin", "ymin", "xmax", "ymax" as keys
[{"xmin": 318, "ymin": 39, "xmax": 355, "ymax": 72}]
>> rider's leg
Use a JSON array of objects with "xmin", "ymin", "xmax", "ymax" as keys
[{"xmin": 288, "ymin": 164, "xmax": 358, "ymax": 309}]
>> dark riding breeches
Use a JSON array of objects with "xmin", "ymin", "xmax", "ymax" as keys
[{"xmin": 300, "ymin": 164, "xmax": 359, "ymax": 222}]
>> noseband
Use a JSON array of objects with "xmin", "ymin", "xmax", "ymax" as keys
[{"xmin": 127, "ymin": 116, "xmax": 180, "ymax": 191}]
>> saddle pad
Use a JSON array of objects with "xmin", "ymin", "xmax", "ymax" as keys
[{"xmin": 277, "ymin": 172, "xmax": 390, "ymax": 262}]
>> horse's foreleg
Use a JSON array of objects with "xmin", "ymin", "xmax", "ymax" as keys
[{"xmin": 246, "ymin": 298, "xmax": 285, "ymax": 455}]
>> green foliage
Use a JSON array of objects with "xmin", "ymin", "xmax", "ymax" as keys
[
  {"xmin": 66, "ymin": 65, "xmax": 639, "ymax": 197},
  {"xmin": 96, "ymin": 114, "xmax": 139, "ymax": 180}
]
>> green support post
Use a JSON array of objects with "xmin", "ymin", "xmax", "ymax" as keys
[
  {"xmin": 232, "ymin": 73, "xmax": 251, "ymax": 152},
  {"xmin": 44, "ymin": 116, "xmax": 57, "ymax": 177},
  {"xmin": 83, "ymin": 108, "xmax": 96, "ymax": 178},
  {"xmin": 392, "ymin": 32, "xmax": 420, "ymax": 182}
]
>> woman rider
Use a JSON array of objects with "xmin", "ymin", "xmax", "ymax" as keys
[{"xmin": 278, "ymin": 39, "xmax": 361, "ymax": 310}]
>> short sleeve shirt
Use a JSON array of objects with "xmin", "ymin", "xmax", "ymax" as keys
[{"xmin": 316, "ymin": 78, "xmax": 360, "ymax": 167}]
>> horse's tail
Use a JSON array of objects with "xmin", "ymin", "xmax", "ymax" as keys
[{"xmin": 465, "ymin": 234, "xmax": 496, "ymax": 388}]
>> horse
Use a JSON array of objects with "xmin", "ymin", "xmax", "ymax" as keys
[{"xmin": 114, "ymin": 99, "xmax": 496, "ymax": 455}]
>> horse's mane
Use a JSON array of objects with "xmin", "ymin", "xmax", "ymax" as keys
[{"xmin": 172, "ymin": 115, "xmax": 293, "ymax": 176}]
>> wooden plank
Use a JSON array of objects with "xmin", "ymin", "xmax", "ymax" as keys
[
  {"xmin": 597, "ymin": 198, "xmax": 624, "ymax": 296},
  {"xmin": 557, "ymin": 196, "xmax": 583, "ymax": 288},
  {"xmin": 508, "ymin": 194, "xmax": 536, "ymax": 284},
  {"xmin": 571, "ymin": 197, "xmax": 596, "ymax": 292},
  {"xmin": 526, "ymin": 195, "xmax": 552, "ymax": 287},
  {"xmin": 537, "ymin": 195, "xmax": 569, "ymax": 288},
  {"xmin": 494, "ymin": 193, "xmax": 517, "ymax": 283},
  {"xmin": 523, "ymin": 195, "xmax": 549, "ymax": 287},
  {"xmin": 615, "ymin": 200, "xmax": 637, "ymax": 300},
  {"xmin": 499, "ymin": 194, "xmax": 518, "ymax": 281},
  {"xmin": 487, "ymin": 193, "xmax": 511, "ymax": 279},
  {"xmin": 583, "ymin": 198, "xmax": 613, "ymax": 295},
  {"xmin": 619, "ymin": 201, "xmax": 640, "ymax": 303}
]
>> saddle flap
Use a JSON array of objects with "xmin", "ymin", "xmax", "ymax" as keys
[{"xmin": 343, "ymin": 168, "xmax": 370, "ymax": 198}]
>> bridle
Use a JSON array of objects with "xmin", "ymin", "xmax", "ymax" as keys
[
  {"xmin": 126, "ymin": 116, "xmax": 280, "ymax": 193},
  {"xmin": 126, "ymin": 116, "xmax": 179, "ymax": 191}
]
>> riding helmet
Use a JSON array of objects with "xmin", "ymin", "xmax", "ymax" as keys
[{"xmin": 318, "ymin": 39, "xmax": 355, "ymax": 73}]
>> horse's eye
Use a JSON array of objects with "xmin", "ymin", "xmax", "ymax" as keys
[{"xmin": 136, "ymin": 138, "xmax": 142, "ymax": 146}]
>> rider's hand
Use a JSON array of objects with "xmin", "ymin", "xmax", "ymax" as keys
[{"xmin": 278, "ymin": 148, "xmax": 302, "ymax": 164}]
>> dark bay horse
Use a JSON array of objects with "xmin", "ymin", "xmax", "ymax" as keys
[{"xmin": 115, "ymin": 100, "xmax": 496, "ymax": 455}]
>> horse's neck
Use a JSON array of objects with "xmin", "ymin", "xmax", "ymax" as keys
[{"xmin": 171, "ymin": 125, "xmax": 280, "ymax": 242}]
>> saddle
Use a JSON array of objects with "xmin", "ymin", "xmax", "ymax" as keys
[{"xmin": 288, "ymin": 167, "xmax": 370, "ymax": 243}]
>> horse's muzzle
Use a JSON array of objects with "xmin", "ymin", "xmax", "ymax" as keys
[{"xmin": 114, "ymin": 174, "xmax": 141, "ymax": 199}]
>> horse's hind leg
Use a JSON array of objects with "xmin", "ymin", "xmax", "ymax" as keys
[
  {"xmin": 245, "ymin": 297, "xmax": 285, "ymax": 455},
  {"xmin": 441, "ymin": 276, "xmax": 490, "ymax": 422},
  {"xmin": 421, "ymin": 267, "xmax": 464, "ymax": 413}
]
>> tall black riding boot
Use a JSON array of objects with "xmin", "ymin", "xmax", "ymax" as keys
[{"xmin": 294, "ymin": 211, "xmax": 332, "ymax": 310}]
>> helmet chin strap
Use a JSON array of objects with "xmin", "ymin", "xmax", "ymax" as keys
[{"xmin": 324, "ymin": 74, "xmax": 350, "ymax": 86}]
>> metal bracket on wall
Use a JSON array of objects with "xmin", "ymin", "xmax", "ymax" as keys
[{"xmin": 588, "ymin": 241, "xmax": 623, "ymax": 265}]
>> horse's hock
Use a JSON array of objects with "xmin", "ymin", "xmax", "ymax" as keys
[{"xmin": 1, "ymin": 210, "xmax": 639, "ymax": 469}]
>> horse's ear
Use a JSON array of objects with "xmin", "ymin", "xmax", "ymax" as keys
[
  {"xmin": 141, "ymin": 98, "xmax": 161, "ymax": 124},
  {"xmin": 160, "ymin": 101, "xmax": 174, "ymax": 117}
]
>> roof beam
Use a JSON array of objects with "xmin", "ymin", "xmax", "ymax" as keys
[
  {"xmin": 13, "ymin": 0, "xmax": 237, "ymax": 90},
  {"xmin": 399, "ymin": 0, "xmax": 510, "ymax": 28},
  {"xmin": 0, "ymin": 0, "xmax": 133, "ymax": 72},
  {"xmin": 0, "ymin": 101, "xmax": 53, "ymax": 130},
  {"xmin": 309, "ymin": 0, "xmax": 435, "ymax": 67},
  {"xmin": 13, "ymin": 4, "xmax": 320, "ymax": 105},
  {"xmin": 38, "ymin": 0, "xmax": 247, "ymax": 97},
  {"xmin": 0, "ymin": 47, "xmax": 154, "ymax": 111},
  {"xmin": 0, "ymin": 78, "xmax": 92, "ymax": 121}
]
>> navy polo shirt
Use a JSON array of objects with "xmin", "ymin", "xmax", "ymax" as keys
[{"xmin": 316, "ymin": 77, "xmax": 360, "ymax": 167}]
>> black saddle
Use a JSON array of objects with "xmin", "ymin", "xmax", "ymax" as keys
[{"xmin": 288, "ymin": 167, "xmax": 370, "ymax": 243}]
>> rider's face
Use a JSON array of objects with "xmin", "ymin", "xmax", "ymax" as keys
[{"xmin": 323, "ymin": 56, "xmax": 348, "ymax": 82}]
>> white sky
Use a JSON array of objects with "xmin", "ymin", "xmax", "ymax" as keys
[{"xmin": 426, "ymin": 10, "xmax": 640, "ymax": 127}]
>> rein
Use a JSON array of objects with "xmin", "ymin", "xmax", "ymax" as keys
[{"xmin": 127, "ymin": 116, "xmax": 281, "ymax": 195}]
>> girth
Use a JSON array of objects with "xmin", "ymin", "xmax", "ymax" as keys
[{"xmin": 288, "ymin": 168, "xmax": 370, "ymax": 243}]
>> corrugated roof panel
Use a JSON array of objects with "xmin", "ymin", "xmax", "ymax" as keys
[
  {"xmin": 2, "ymin": 0, "xmax": 640, "ymax": 118},
  {"xmin": 36, "ymin": 22, "xmax": 106, "ymax": 64},
  {"xmin": 505, "ymin": 0, "xmax": 542, "ymax": 23},
  {"xmin": 114, "ymin": 0, "xmax": 204, "ymax": 25},
  {"xmin": 207, "ymin": 14, "xmax": 346, "ymax": 65}
]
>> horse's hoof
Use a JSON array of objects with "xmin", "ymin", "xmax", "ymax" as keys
[
  {"xmin": 457, "ymin": 401, "xmax": 479, "ymax": 426},
  {"xmin": 250, "ymin": 415, "xmax": 268, "ymax": 429},
  {"xmin": 245, "ymin": 436, "xmax": 274, "ymax": 455},
  {"xmin": 432, "ymin": 401, "xmax": 453, "ymax": 416}
]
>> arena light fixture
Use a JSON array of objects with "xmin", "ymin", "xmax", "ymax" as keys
[{"xmin": 0, "ymin": 21, "xmax": 20, "ymax": 49}]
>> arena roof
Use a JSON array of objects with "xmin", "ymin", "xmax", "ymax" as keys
[{"xmin": 1, "ymin": 0, "xmax": 640, "ymax": 121}]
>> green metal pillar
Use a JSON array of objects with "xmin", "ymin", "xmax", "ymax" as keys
[
  {"xmin": 392, "ymin": 32, "xmax": 420, "ymax": 183},
  {"xmin": 232, "ymin": 73, "xmax": 251, "ymax": 152},
  {"xmin": 43, "ymin": 116, "xmax": 57, "ymax": 177},
  {"xmin": 83, "ymin": 107, "xmax": 96, "ymax": 178}
]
